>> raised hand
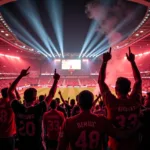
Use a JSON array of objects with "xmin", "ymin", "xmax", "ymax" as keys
[
  {"xmin": 58, "ymin": 90, "xmax": 61, "ymax": 95},
  {"xmin": 20, "ymin": 67, "xmax": 30, "ymax": 77},
  {"xmin": 126, "ymin": 47, "xmax": 135, "ymax": 62},
  {"xmin": 103, "ymin": 47, "xmax": 112, "ymax": 62},
  {"xmin": 53, "ymin": 69, "xmax": 60, "ymax": 81}
]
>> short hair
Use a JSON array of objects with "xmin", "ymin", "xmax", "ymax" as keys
[
  {"xmin": 78, "ymin": 90, "xmax": 94, "ymax": 110},
  {"xmin": 55, "ymin": 98, "xmax": 60, "ymax": 104},
  {"xmin": 115, "ymin": 77, "xmax": 131, "ymax": 95},
  {"xmin": 24, "ymin": 88, "xmax": 37, "ymax": 103},
  {"xmin": 50, "ymin": 100, "xmax": 57, "ymax": 109},
  {"xmin": 1, "ymin": 88, "xmax": 8, "ymax": 98},
  {"xmin": 39, "ymin": 95, "xmax": 45, "ymax": 102}
]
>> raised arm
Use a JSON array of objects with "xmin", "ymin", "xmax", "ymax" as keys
[
  {"xmin": 9, "ymin": 82, "xmax": 21, "ymax": 101},
  {"xmin": 92, "ymin": 94, "xmax": 101, "ymax": 107},
  {"xmin": 98, "ymin": 48, "xmax": 112, "ymax": 94},
  {"xmin": 15, "ymin": 89, "xmax": 21, "ymax": 100},
  {"xmin": 58, "ymin": 91, "xmax": 66, "ymax": 104},
  {"xmin": 45, "ymin": 69, "xmax": 60, "ymax": 105},
  {"xmin": 8, "ymin": 67, "xmax": 30, "ymax": 102},
  {"xmin": 126, "ymin": 47, "xmax": 142, "ymax": 97}
]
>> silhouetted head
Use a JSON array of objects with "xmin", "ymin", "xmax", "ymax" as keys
[
  {"xmin": 99, "ymin": 101, "xmax": 104, "ymax": 108},
  {"xmin": 1, "ymin": 88, "xmax": 8, "ymax": 99},
  {"xmin": 39, "ymin": 95, "xmax": 45, "ymax": 102},
  {"xmin": 70, "ymin": 99, "xmax": 75, "ymax": 107},
  {"xmin": 115, "ymin": 77, "xmax": 131, "ymax": 97},
  {"xmin": 50, "ymin": 100, "xmax": 57, "ymax": 109},
  {"xmin": 78, "ymin": 90, "xmax": 94, "ymax": 110},
  {"xmin": 55, "ymin": 98, "xmax": 60, "ymax": 106},
  {"xmin": 24, "ymin": 88, "xmax": 37, "ymax": 103}
]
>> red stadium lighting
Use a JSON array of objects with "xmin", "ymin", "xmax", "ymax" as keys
[
  {"xmin": 0, "ymin": 53, "xmax": 20, "ymax": 59},
  {"xmin": 138, "ymin": 54, "xmax": 143, "ymax": 57},
  {"xmin": 143, "ymin": 52, "xmax": 150, "ymax": 55}
]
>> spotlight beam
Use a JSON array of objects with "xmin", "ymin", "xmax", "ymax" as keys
[
  {"xmin": 3, "ymin": 10, "xmax": 50, "ymax": 58},
  {"xmin": 79, "ymin": 21, "xmax": 98, "ymax": 58},
  {"xmin": 87, "ymin": 37, "xmax": 108, "ymax": 57},
  {"xmin": 17, "ymin": 0, "xmax": 57, "ymax": 57},
  {"xmin": 46, "ymin": 0, "xmax": 64, "ymax": 58},
  {"xmin": 86, "ymin": 5, "xmax": 140, "ymax": 58},
  {"xmin": 82, "ymin": 34, "xmax": 101, "ymax": 58}
]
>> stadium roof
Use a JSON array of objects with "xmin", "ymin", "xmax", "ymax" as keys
[{"xmin": 0, "ymin": 0, "xmax": 149, "ymax": 59}]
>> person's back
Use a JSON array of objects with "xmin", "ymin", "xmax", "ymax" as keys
[
  {"xmin": 0, "ymin": 88, "xmax": 16, "ymax": 150},
  {"xmin": 58, "ymin": 90, "xmax": 135, "ymax": 150},
  {"xmin": 62, "ymin": 111, "xmax": 107, "ymax": 150},
  {"xmin": 98, "ymin": 48, "xmax": 142, "ymax": 150},
  {"xmin": 106, "ymin": 96, "xmax": 141, "ymax": 150},
  {"xmin": 43, "ymin": 100, "xmax": 64, "ymax": 150},
  {"xmin": 12, "ymin": 100, "xmax": 47, "ymax": 150},
  {"xmin": 8, "ymin": 67, "xmax": 60, "ymax": 150}
]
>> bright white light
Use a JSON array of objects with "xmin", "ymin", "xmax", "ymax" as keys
[
  {"xmin": 138, "ymin": 54, "xmax": 143, "ymax": 57},
  {"xmin": 5, "ymin": 34, "xmax": 9, "ymax": 36},
  {"xmin": 54, "ymin": 59, "xmax": 61, "ymax": 62},
  {"xmin": 62, "ymin": 59, "xmax": 81, "ymax": 70},
  {"xmin": 143, "ymin": 52, "xmax": 150, "ymax": 55},
  {"xmin": 82, "ymin": 59, "xmax": 89, "ymax": 62},
  {"xmin": 140, "ymin": 31, "xmax": 144, "ymax": 33},
  {"xmin": 135, "ymin": 34, "xmax": 139, "ymax": 36},
  {"xmin": 0, "ymin": 53, "xmax": 20, "ymax": 59},
  {"xmin": 1, "ymin": 30, "xmax": 4, "ymax": 33}
]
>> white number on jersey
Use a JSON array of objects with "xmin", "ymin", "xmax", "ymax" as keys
[{"xmin": 75, "ymin": 130, "xmax": 100, "ymax": 149}]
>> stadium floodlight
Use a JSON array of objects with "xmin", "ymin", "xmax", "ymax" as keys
[
  {"xmin": 79, "ymin": 21, "xmax": 98, "ymax": 58},
  {"xmin": 46, "ymin": 0, "xmax": 64, "ymax": 58},
  {"xmin": 0, "ymin": 53, "xmax": 20, "ymax": 59}
]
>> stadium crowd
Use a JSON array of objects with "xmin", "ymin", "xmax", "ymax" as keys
[{"xmin": 0, "ymin": 48, "xmax": 150, "ymax": 150}]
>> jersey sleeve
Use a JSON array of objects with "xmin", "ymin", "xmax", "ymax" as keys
[
  {"xmin": 35, "ymin": 101, "xmax": 47, "ymax": 116},
  {"xmin": 11, "ymin": 100, "xmax": 24, "ymax": 113},
  {"xmin": 57, "ymin": 120, "xmax": 69, "ymax": 150}
]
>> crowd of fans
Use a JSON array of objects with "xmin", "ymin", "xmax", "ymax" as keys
[{"xmin": 1, "ymin": 48, "xmax": 150, "ymax": 150}]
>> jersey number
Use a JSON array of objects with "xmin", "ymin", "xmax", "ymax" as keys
[
  {"xmin": 19, "ymin": 121, "xmax": 35, "ymax": 136},
  {"xmin": 0, "ymin": 110, "xmax": 7, "ymax": 123},
  {"xmin": 116, "ymin": 114, "xmax": 137, "ymax": 129},
  {"xmin": 48, "ymin": 120, "xmax": 60, "ymax": 131},
  {"xmin": 75, "ymin": 130, "xmax": 100, "ymax": 149}
]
